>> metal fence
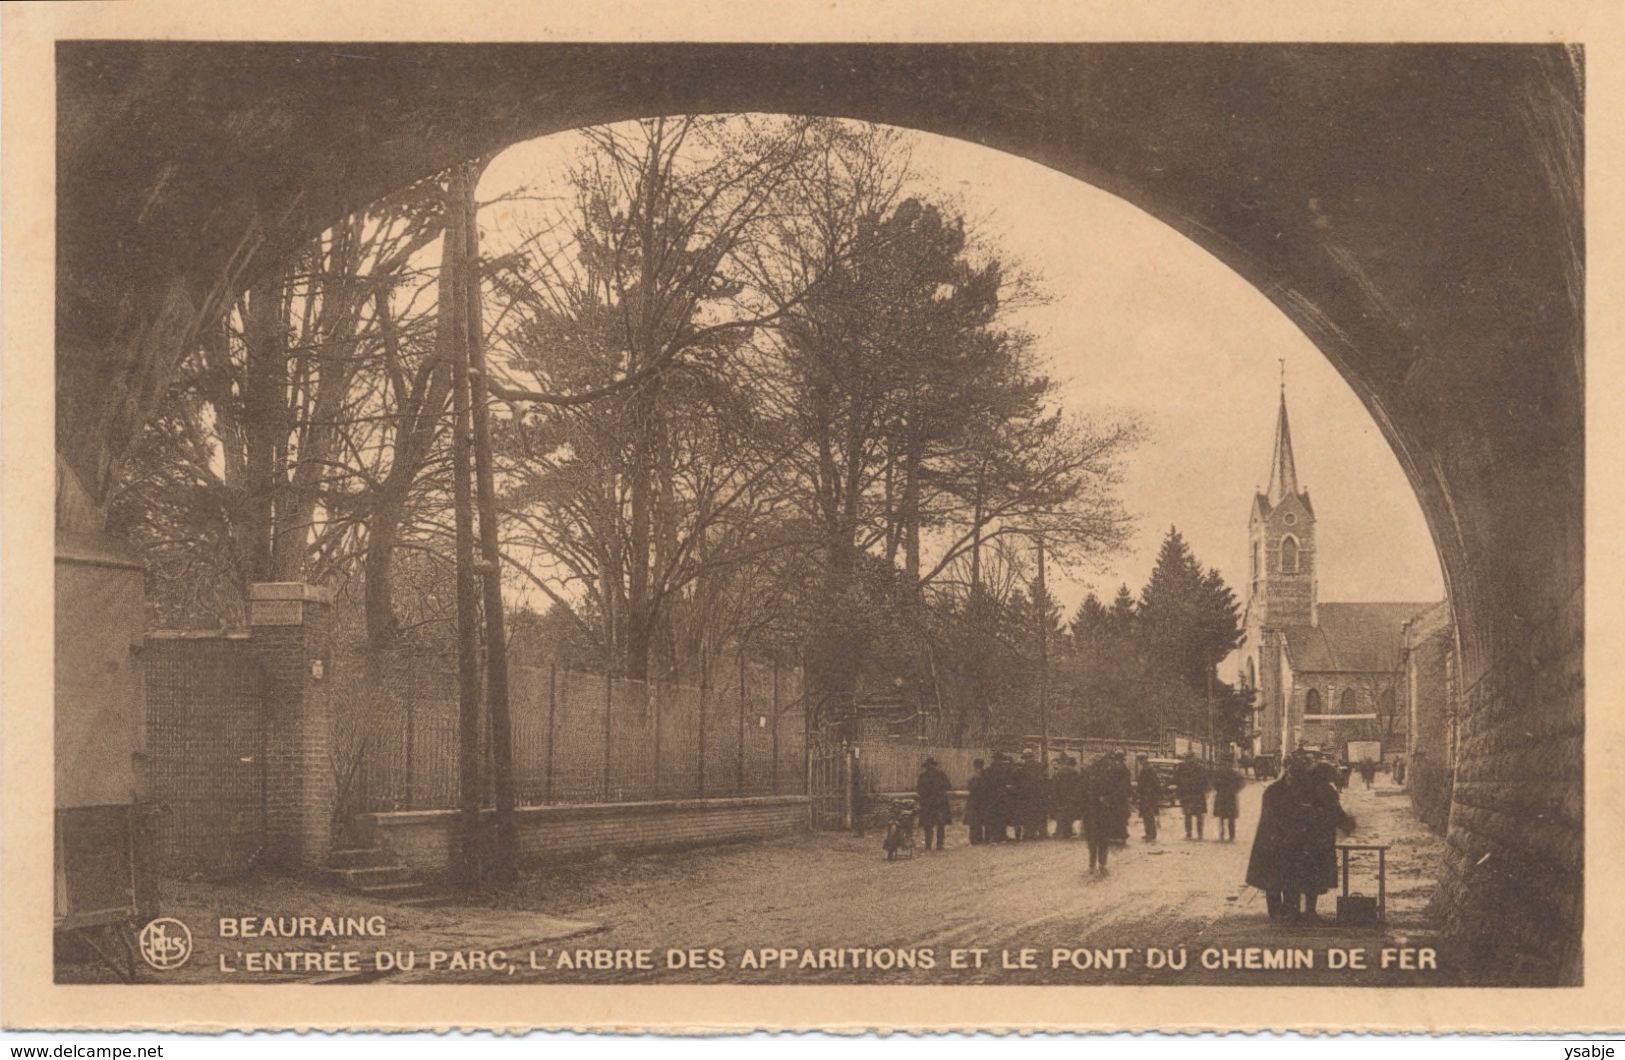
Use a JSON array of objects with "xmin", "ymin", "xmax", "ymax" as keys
[
  {"xmin": 331, "ymin": 652, "xmax": 807, "ymax": 813},
  {"xmin": 857, "ymin": 743, "xmax": 983, "ymax": 794},
  {"xmin": 853, "ymin": 737, "xmax": 1169, "ymax": 796}
]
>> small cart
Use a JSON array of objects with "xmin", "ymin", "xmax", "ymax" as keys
[
  {"xmin": 881, "ymin": 797, "xmax": 918, "ymax": 861},
  {"xmin": 1334, "ymin": 842, "xmax": 1390, "ymax": 926}
]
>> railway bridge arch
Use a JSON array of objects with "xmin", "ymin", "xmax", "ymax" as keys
[{"xmin": 55, "ymin": 42, "xmax": 1583, "ymax": 982}]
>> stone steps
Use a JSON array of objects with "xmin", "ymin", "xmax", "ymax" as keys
[
  {"xmin": 323, "ymin": 864, "xmax": 417, "ymax": 888},
  {"xmin": 328, "ymin": 846, "xmax": 397, "ymax": 869},
  {"xmin": 323, "ymin": 847, "xmax": 456, "ymax": 907}
]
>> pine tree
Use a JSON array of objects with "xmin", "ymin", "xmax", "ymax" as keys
[
  {"xmin": 1069, "ymin": 592, "xmax": 1109, "ymax": 644},
  {"xmin": 1108, "ymin": 583, "xmax": 1137, "ymax": 635},
  {"xmin": 1139, "ymin": 527, "xmax": 1239, "ymax": 688}
]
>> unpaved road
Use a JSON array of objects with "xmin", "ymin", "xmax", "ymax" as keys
[
  {"xmin": 467, "ymin": 776, "xmax": 1459, "ymax": 986},
  {"xmin": 64, "ymin": 777, "xmax": 1454, "ymax": 986}
]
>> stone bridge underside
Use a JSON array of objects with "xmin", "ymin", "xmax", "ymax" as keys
[{"xmin": 55, "ymin": 43, "xmax": 1583, "ymax": 982}]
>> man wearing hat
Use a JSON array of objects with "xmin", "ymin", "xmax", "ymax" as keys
[
  {"xmin": 1050, "ymin": 755, "xmax": 1083, "ymax": 839},
  {"xmin": 1081, "ymin": 752, "xmax": 1118, "ymax": 873},
  {"xmin": 1016, "ymin": 749, "xmax": 1048, "ymax": 840},
  {"xmin": 916, "ymin": 756, "xmax": 953, "ymax": 851},
  {"xmin": 986, "ymin": 752, "xmax": 1015, "ymax": 842},
  {"xmin": 1103, "ymin": 749, "xmax": 1134, "ymax": 843},
  {"xmin": 1134, "ymin": 753, "xmax": 1163, "ymax": 841},
  {"xmin": 1246, "ymin": 750, "xmax": 1352, "ymax": 919},
  {"xmin": 1174, "ymin": 751, "xmax": 1210, "ymax": 841},
  {"xmin": 1247, "ymin": 751, "xmax": 1307, "ymax": 917},
  {"xmin": 965, "ymin": 757, "xmax": 990, "ymax": 844}
]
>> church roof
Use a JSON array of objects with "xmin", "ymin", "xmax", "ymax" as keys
[
  {"xmin": 1252, "ymin": 488, "xmax": 1314, "ymax": 521},
  {"xmin": 1280, "ymin": 601, "xmax": 1436, "ymax": 673}
]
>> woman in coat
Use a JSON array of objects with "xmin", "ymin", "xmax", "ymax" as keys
[
  {"xmin": 1211, "ymin": 761, "xmax": 1244, "ymax": 841},
  {"xmin": 1301, "ymin": 759, "xmax": 1356, "ymax": 915},
  {"xmin": 916, "ymin": 757, "xmax": 953, "ymax": 851}
]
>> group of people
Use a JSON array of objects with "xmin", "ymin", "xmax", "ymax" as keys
[
  {"xmin": 913, "ymin": 743, "xmax": 1364, "ymax": 925},
  {"xmin": 1244, "ymin": 751, "xmax": 1358, "ymax": 921},
  {"xmin": 913, "ymin": 748, "xmax": 1246, "ymax": 875},
  {"xmin": 1171, "ymin": 753, "xmax": 1246, "ymax": 842},
  {"xmin": 954, "ymin": 749, "xmax": 1134, "ymax": 873}
]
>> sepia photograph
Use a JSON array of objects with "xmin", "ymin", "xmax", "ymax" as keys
[{"xmin": 3, "ymin": 2, "xmax": 1615, "ymax": 1035}]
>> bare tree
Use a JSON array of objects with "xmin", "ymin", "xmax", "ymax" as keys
[{"xmin": 487, "ymin": 116, "xmax": 830, "ymax": 681}]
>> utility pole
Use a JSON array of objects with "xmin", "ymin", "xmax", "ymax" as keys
[
  {"xmin": 444, "ymin": 169, "xmax": 483, "ymax": 891},
  {"xmin": 1036, "ymin": 532, "xmax": 1049, "ymax": 767},
  {"xmin": 457, "ymin": 160, "xmax": 519, "ymax": 885},
  {"xmin": 1206, "ymin": 664, "xmax": 1215, "ymax": 762}
]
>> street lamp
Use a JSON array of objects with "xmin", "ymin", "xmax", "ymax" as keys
[
  {"xmin": 1008, "ymin": 528, "xmax": 1051, "ymax": 767},
  {"xmin": 1036, "ymin": 532, "xmax": 1049, "ymax": 768}
]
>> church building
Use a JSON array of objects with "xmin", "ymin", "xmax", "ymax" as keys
[{"xmin": 1237, "ymin": 389, "xmax": 1436, "ymax": 760}]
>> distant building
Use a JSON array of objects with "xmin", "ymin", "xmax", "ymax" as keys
[
  {"xmin": 853, "ymin": 697, "xmax": 936, "ymax": 744},
  {"xmin": 1236, "ymin": 389, "xmax": 1437, "ymax": 760},
  {"xmin": 1401, "ymin": 599, "xmax": 1458, "ymax": 832}
]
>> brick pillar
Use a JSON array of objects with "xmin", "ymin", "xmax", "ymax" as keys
[{"xmin": 249, "ymin": 582, "xmax": 335, "ymax": 870}]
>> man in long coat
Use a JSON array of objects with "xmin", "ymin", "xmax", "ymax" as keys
[
  {"xmin": 1049, "ymin": 756, "xmax": 1082, "ymax": 838},
  {"xmin": 1081, "ymin": 754, "xmax": 1118, "ymax": 873},
  {"xmin": 1174, "ymin": 752, "xmax": 1210, "ymax": 840},
  {"xmin": 1103, "ymin": 750, "xmax": 1133, "ymax": 843},
  {"xmin": 915, "ymin": 757, "xmax": 953, "ymax": 851},
  {"xmin": 965, "ymin": 758, "xmax": 990, "ymax": 845},
  {"xmin": 1016, "ymin": 750, "xmax": 1048, "ymax": 840},
  {"xmin": 1134, "ymin": 753, "xmax": 1163, "ymax": 841},
  {"xmin": 1246, "ymin": 753, "xmax": 1355, "ymax": 920},
  {"xmin": 1246, "ymin": 753, "xmax": 1304, "ymax": 919},
  {"xmin": 985, "ymin": 752, "xmax": 1015, "ymax": 842}
]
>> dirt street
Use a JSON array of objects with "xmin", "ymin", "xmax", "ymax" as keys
[
  {"xmin": 467, "ymin": 773, "xmax": 1457, "ymax": 986},
  {"xmin": 63, "ymin": 774, "xmax": 1455, "ymax": 986}
]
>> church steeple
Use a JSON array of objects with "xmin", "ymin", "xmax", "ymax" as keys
[
  {"xmin": 1266, "ymin": 388, "xmax": 1300, "ymax": 505},
  {"xmin": 1248, "ymin": 377, "xmax": 1316, "ymax": 630}
]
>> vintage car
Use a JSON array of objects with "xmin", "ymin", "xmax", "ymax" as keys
[{"xmin": 1144, "ymin": 757, "xmax": 1184, "ymax": 806}]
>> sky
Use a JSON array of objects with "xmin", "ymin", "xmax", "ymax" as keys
[{"xmin": 478, "ymin": 120, "xmax": 1445, "ymax": 631}]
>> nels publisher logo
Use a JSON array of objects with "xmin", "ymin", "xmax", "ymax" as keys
[{"xmin": 137, "ymin": 917, "xmax": 192, "ymax": 971}]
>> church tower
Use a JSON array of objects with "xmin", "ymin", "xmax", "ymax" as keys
[{"xmin": 1246, "ymin": 388, "xmax": 1317, "ymax": 630}]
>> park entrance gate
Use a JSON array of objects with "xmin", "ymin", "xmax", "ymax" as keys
[{"xmin": 808, "ymin": 732, "xmax": 849, "ymax": 831}]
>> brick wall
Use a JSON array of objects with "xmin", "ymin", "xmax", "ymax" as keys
[
  {"xmin": 143, "ymin": 583, "xmax": 336, "ymax": 877},
  {"xmin": 364, "ymin": 795, "xmax": 811, "ymax": 877},
  {"xmin": 1409, "ymin": 756, "xmax": 1454, "ymax": 835},
  {"xmin": 1435, "ymin": 582, "xmax": 1583, "ymax": 985},
  {"xmin": 249, "ymin": 583, "xmax": 335, "ymax": 870},
  {"xmin": 144, "ymin": 587, "xmax": 815, "ymax": 881},
  {"xmin": 142, "ymin": 633, "xmax": 264, "ymax": 875},
  {"xmin": 1404, "ymin": 602, "xmax": 1455, "ymax": 833}
]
